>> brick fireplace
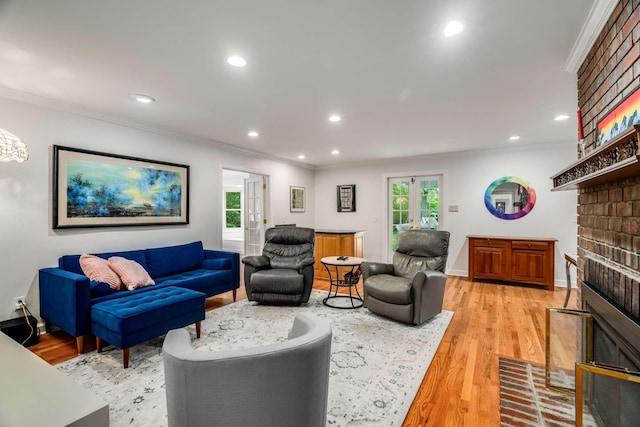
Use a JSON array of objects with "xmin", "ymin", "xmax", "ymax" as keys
[
  {"xmin": 579, "ymin": 180, "xmax": 640, "ymax": 319},
  {"xmin": 550, "ymin": 1, "xmax": 640, "ymax": 424},
  {"xmin": 574, "ymin": 0, "xmax": 640, "ymax": 304}
]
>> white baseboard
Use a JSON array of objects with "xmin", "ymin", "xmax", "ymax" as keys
[{"xmin": 446, "ymin": 269, "xmax": 467, "ymax": 277}]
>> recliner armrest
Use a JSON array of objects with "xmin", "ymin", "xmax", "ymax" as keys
[
  {"xmin": 242, "ymin": 255, "xmax": 270, "ymax": 269},
  {"xmin": 361, "ymin": 262, "xmax": 394, "ymax": 280},
  {"xmin": 411, "ymin": 270, "xmax": 447, "ymax": 325},
  {"xmin": 297, "ymin": 257, "xmax": 315, "ymax": 270}
]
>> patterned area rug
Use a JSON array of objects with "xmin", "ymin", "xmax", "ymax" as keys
[
  {"xmin": 499, "ymin": 357, "xmax": 596, "ymax": 427},
  {"xmin": 57, "ymin": 290, "xmax": 453, "ymax": 427}
]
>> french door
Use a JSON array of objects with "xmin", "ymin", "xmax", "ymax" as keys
[
  {"xmin": 244, "ymin": 174, "xmax": 266, "ymax": 256},
  {"xmin": 388, "ymin": 175, "xmax": 442, "ymax": 255}
]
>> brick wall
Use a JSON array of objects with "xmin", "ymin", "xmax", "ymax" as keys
[
  {"xmin": 578, "ymin": 0, "xmax": 640, "ymax": 152},
  {"xmin": 577, "ymin": 0, "xmax": 640, "ymax": 321},
  {"xmin": 578, "ymin": 176, "xmax": 640, "ymax": 318}
]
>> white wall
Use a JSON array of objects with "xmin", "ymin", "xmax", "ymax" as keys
[
  {"xmin": 0, "ymin": 96, "xmax": 314, "ymax": 319},
  {"xmin": 313, "ymin": 143, "xmax": 578, "ymax": 284},
  {"xmin": 0, "ymin": 93, "xmax": 579, "ymax": 321}
]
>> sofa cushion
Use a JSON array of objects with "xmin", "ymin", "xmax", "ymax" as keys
[
  {"xmin": 90, "ymin": 281, "xmax": 173, "ymax": 305},
  {"xmin": 90, "ymin": 281, "xmax": 115, "ymax": 299},
  {"xmin": 79, "ymin": 254, "xmax": 122, "ymax": 290},
  {"xmin": 108, "ymin": 257, "xmax": 155, "ymax": 290},
  {"xmin": 155, "ymin": 269, "xmax": 233, "ymax": 295},
  {"xmin": 145, "ymin": 241, "xmax": 205, "ymax": 278},
  {"xmin": 202, "ymin": 258, "xmax": 231, "ymax": 270},
  {"xmin": 59, "ymin": 250, "xmax": 147, "ymax": 276}
]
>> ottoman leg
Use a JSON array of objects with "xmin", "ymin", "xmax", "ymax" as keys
[
  {"xmin": 123, "ymin": 348, "xmax": 130, "ymax": 369},
  {"xmin": 196, "ymin": 321, "xmax": 201, "ymax": 338},
  {"xmin": 233, "ymin": 289, "xmax": 237, "ymax": 301},
  {"xmin": 96, "ymin": 336, "xmax": 103, "ymax": 353}
]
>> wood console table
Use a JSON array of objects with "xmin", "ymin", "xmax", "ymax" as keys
[{"xmin": 468, "ymin": 235, "xmax": 556, "ymax": 290}]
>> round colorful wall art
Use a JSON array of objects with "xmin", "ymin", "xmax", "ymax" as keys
[{"xmin": 484, "ymin": 176, "xmax": 536, "ymax": 220}]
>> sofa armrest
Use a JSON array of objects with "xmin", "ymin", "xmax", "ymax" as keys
[
  {"xmin": 38, "ymin": 268, "xmax": 91, "ymax": 339},
  {"xmin": 361, "ymin": 262, "xmax": 394, "ymax": 281},
  {"xmin": 203, "ymin": 249, "xmax": 240, "ymax": 289}
]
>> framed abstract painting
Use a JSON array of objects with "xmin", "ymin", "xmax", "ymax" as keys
[{"xmin": 53, "ymin": 145, "xmax": 189, "ymax": 229}]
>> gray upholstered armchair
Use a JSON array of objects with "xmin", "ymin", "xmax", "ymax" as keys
[
  {"xmin": 162, "ymin": 313, "xmax": 332, "ymax": 427},
  {"xmin": 362, "ymin": 229, "xmax": 450, "ymax": 325},
  {"xmin": 242, "ymin": 227, "xmax": 315, "ymax": 305}
]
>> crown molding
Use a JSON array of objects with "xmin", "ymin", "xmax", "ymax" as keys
[{"xmin": 565, "ymin": 0, "xmax": 619, "ymax": 73}]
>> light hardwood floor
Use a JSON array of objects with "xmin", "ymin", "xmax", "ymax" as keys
[{"xmin": 29, "ymin": 276, "xmax": 576, "ymax": 426}]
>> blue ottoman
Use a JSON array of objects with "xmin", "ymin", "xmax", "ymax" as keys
[{"xmin": 91, "ymin": 287, "xmax": 206, "ymax": 368}]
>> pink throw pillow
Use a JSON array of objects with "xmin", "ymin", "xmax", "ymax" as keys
[
  {"xmin": 79, "ymin": 254, "xmax": 123, "ymax": 290},
  {"xmin": 108, "ymin": 256, "xmax": 155, "ymax": 290}
]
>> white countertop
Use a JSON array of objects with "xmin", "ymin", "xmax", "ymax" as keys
[{"xmin": 0, "ymin": 332, "xmax": 109, "ymax": 427}]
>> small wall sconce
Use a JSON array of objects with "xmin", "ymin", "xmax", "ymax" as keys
[{"xmin": 0, "ymin": 128, "xmax": 29, "ymax": 162}]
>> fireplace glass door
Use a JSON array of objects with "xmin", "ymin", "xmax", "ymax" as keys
[
  {"xmin": 576, "ymin": 362, "xmax": 640, "ymax": 427},
  {"xmin": 545, "ymin": 308, "xmax": 593, "ymax": 393}
]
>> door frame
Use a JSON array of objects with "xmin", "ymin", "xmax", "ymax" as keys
[
  {"xmin": 220, "ymin": 167, "xmax": 271, "ymax": 254},
  {"xmin": 381, "ymin": 169, "xmax": 447, "ymax": 262}
]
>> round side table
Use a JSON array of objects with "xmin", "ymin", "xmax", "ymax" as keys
[{"xmin": 321, "ymin": 256, "xmax": 366, "ymax": 309}]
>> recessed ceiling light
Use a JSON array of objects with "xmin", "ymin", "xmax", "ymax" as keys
[
  {"xmin": 444, "ymin": 21, "xmax": 464, "ymax": 37},
  {"xmin": 554, "ymin": 114, "xmax": 570, "ymax": 121},
  {"xmin": 331, "ymin": 150, "xmax": 340, "ymax": 155},
  {"xmin": 227, "ymin": 56, "xmax": 247, "ymax": 67},
  {"xmin": 248, "ymin": 131, "xmax": 259, "ymax": 137},
  {"xmin": 297, "ymin": 154, "xmax": 305, "ymax": 159},
  {"xmin": 133, "ymin": 94, "xmax": 155, "ymax": 104},
  {"xmin": 509, "ymin": 135, "xmax": 520, "ymax": 141},
  {"xmin": 329, "ymin": 115, "xmax": 341, "ymax": 122}
]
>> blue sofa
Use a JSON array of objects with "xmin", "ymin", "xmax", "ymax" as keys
[{"xmin": 39, "ymin": 241, "xmax": 239, "ymax": 353}]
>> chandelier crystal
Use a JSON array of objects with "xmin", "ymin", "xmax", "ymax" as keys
[{"xmin": 0, "ymin": 128, "xmax": 29, "ymax": 162}]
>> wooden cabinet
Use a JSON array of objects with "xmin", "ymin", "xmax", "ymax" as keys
[
  {"xmin": 314, "ymin": 231, "xmax": 364, "ymax": 280},
  {"xmin": 468, "ymin": 236, "xmax": 555, "ymax": 290},
  {"xmin": 469, "ymin": 238, "xmax": 508, "ymax": 280}
]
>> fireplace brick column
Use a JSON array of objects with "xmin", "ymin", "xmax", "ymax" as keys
[{"xmin": 575, "ymin": 0, "xmax": 640, "ymax": 319}]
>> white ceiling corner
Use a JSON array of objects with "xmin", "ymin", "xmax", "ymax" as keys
[{"xmin": 565, "ymin": 0, "xmax": 619, "ymax": 73}]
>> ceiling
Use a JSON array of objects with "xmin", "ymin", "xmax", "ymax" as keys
[{"xmin": 0, "ymin": 0, "xmax": 596, "ymax": 167}]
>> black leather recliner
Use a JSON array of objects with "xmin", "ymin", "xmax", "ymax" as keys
[
  {"xmin": 362, "ymin": 229, "xmax": 450, "ymax": 325},
  {"xmin": 242, "ymin": 227, "xmax": 315, "ymax": 305}
]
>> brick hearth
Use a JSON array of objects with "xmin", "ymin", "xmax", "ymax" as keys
[{"xmin": 499, "ymin": 358, "xmax": 595, "ymax": 427}]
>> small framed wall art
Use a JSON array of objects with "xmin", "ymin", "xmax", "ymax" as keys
[
  {"xmin": 596, "ymin": 85, "xmax": 640, "ymax": 146},
  {"xmin": 290, "ymin": 186, "xmax": 305, "ymax": 212},
  {"xmin": 337, "ymin": 184, "xmax": 356, "ymax": 212}
]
